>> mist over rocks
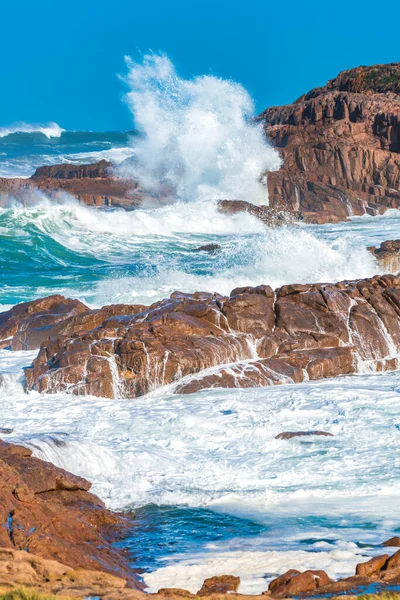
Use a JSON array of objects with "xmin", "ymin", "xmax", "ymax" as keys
[{"xmin": 0, "ymin": 274, "xmax": 396, "ymax": 399}]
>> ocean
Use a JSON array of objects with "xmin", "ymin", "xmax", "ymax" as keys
[{"xmin": 1, "ymin": 53, "xmax": 400, "ymax": 594}]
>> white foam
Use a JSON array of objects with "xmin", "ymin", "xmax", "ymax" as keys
[
  {"xmin": 0, "ymin": 122, "xmax": 65, "ymax": 139},
  {"xmin": 119, "ymin": 53, "xmax": 281, "ymax": 204},
  {"xmin": 1, "ymin": 350, "xmax": 400, "ymax": 590}
]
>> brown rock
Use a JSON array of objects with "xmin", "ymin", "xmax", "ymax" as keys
[
  {"xmin": 385, "ymin": 548, "xmax": 400, "ymax": 571},
  {"xmin": 258, "ymin": 63, "xmax": 400, "ymax": 224},
  {"xmin": 369, "ymin": 240, "xmax": 400, "ymax": 274},
  {"xmin": 355, "ymin": 554, "xmax": 389, "ymax": 576},
  {"xmin": 19, "ymin": 275, "xmax": 400, "ymax": 398},
  {"xmin": 0, "ymin": 295, "xmax": 89, "ymax": 350},
  {"xmin": 0, "ymin": 160, "xmax": 153, "ymax": 209},
  {"xmin": 382, "ymin": 536, "xmax": 400, "ymax": 547},
  {"xmin": 197, "ymin": 575, "xmax": 241, "ymax": 595},
  {"xmin": 268, "ymin": 570, "xmax": 301, "ymax": 594},
  {"xmin": 0, "ymin": 440, "xmax": 141, "ymax": 588}
]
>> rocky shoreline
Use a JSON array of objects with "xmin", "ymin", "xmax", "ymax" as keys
[
  {"xmin": 3, "ymin": 434, "xmax": 400, "ymax": 600},
  {"xmin": 1, "ymin": 61, "xmax": 400, "ymax": 599},
  {"xmin": 1, "ymin": 64, "xmax": 400, "ymax": 227},
  {"xmin": 3, "ymin": 435, "xmax": 400, "ymax": 599},
  {"xmin": 0, "ymin": 274, "xmax": 397, "ymax": 399}
]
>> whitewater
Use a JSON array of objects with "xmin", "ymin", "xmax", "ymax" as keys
[{"xmin": 1, "ymin": 53, "xmax": 400, "ymax": 593}]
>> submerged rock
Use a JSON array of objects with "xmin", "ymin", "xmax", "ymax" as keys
[
  {"xmin": 0, "ymin": 274, "xmax": 394, "ymax": 398},
  {"xmin": 275, "ymin": 431, "xmax": 334, "ymax": 440},
  {"xmin": 193, "ymin": 243, "xmax": 222, "ymax": 253},
  {"xmin": 382, "ymin": 536, "xmax": 400, "ymax": 547}
]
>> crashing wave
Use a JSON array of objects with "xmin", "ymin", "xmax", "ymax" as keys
[{"xmin": 119, "ymin": 53, "xmax": 281, "ymax": 204}]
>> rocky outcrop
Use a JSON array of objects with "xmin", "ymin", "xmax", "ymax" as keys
[
  {"xmin": 0, "ymin": 160, "xmax": 152, "ymax": 209},
  {"xmin": 0, "ymin": 275, "xmax": 396, "ymax": 399},
  {"xmin": 261, "ymin": 63, "xmax": 400, "ymax": 223},
  {"xmin": 368, "ymin": 239, "xmax": 400, "ymax": 273},
  {"xmin": 217, "ymin": 200, "xmax": 299, "ymax": 226},
  {"xmin": 0, "ymin": 440, "xmax": 140, "ymax": 587},
  {"xmin": 0, "ymin": 295, "xmax": 147, "ymax": 352},
  {"xmin": 267, "ymin": 545, "xmax": 400, "ymax": 597}
]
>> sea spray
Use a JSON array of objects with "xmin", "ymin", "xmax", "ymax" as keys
[{"xmin": 120, "ymin": 53, "xmax": 281, "ymax": 204}]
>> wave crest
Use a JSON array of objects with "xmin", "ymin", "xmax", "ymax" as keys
[{"xmin": 0, "ymin": 121, "xmax": 65, "ymax": 139}]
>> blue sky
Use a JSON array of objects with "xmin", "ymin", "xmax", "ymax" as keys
[{"xmin": 1, "ymin": 0, "xmax": 399, "ymax": 131}]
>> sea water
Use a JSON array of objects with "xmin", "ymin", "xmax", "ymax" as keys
[{"xmin": 0, "ymin": 53, "xmax": 400, "ymax": 593}]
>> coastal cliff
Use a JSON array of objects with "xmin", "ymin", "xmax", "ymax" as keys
[{"xmin": 261, "ymin": 63, "xmax": 400, "ymax": 223}]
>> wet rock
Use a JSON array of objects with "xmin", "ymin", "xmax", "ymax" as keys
[
  {"xmin": 157, "ymin": 589, "xmax": 195, "ymax": 597},
  {"xmin": 0, "ymin": 427, "xmax": 13, "ymax": 434},
  {"xmin": 0, "ymin": 295, "xmax": 89, "ymax": 350},
  {"xmin": 275, "ymin": 431, "xmax": 334, "ymax": 440},
  {"xmin": 0, "ymin": 439, "xmax": 141, "ymax": 588},
  {"xmin": 259, "ymin": 64, "xmax": 400, "ymax": 224},
  {"xmin": 218, "ymin": 199, "xmax": 299, "ymax": 227},
  {"xmin": 197, "ymin": 575, "xmax": 241, "ymax": 595},
  {"xmin": 355, "ymin": 554, "xmax": 389, "ymax": 576},
  {"xmin": 0, "ymin": 160, "xmax": 156, "ymax": 209},
  {"xmin": 385, "ymin": 548, "xmax": 400, "ymax": 571},
  {"xmin": 193, "ymin": 243, "xmax": 221, "ymax": 253},
  {"xmin": 0, "ymin": 547, "xmax": 131, "ymax": 597},
  {"xmin": 19, "ymin": 274, "xmax": 400, "ymax": 398},
  {"xmin": 268, "ymin": 569, "xmax": 301, "ymax": 594}
]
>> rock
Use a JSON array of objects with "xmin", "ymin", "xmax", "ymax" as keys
[
  {"xmin": 0, "ymin": 297, "xmax": 147, "ymax": 351},
  {"xmin": 218, "ymin": 199, "xmax": 299, "ymax": 227},
  {"xmin": 0, "ymin": 439, "xmax": 141, "ymax": 588},
  {"xmin": 20, "ymin": 274, "xmax": 400, "ymax": 398},
  {"xmin": 259, "ymin": 63, "xmax": 400, "ymax": 224},
  {"xmin": 382, "ymin": 536, "xmax": 400, "ymax": 547},
  {"xmin": 275, "ymin": 431, "xmax": 334, "ymax": 440},
  {"xmin": 193, "ymin": 243, "xmax": 221, "ymax": 253},
  {"xmin": 0, "ymin": 160, "xmax": 154, "ymax": 209},
  {"xmin": 31, "ymin": 160, "xmax": 112, "ymax": 180},
  {"xmin": 0, "ymin": 427, "xmax": 13, "ymax": 434},
  {"xmin": 385, "ymin": 548, "xmax": 400, "ymax": 571},
  {"xmin": 312, "ymin": 574, "xmax": 378, "ymax": 596},
  {"xmin": 269, "ymin": 569, "xmax": 332, "ymax": 596},
  {"xmin": 197, "ymin": 575, "xmax": 241, "ymax": 595},
  {"xmin": 368, "ymin": 240, "xmax": 400, "ymax": 274},
  {"xmin": 355, "ymin": 554, "xmax": 389, "ymax": 576},
  {"xmin": 0, "ymin": 295, "xmax": 89, "ymax": 350}
]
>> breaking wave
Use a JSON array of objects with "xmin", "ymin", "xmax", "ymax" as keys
[
  {"xmin": 0, "ymin": 199, "xmax": 392, "ymax": 308},
  {"xmin": 0, "ymin": 121, "xmax": 65, "ymax": 139},
  {"xmin": 119, "ymin": 53, "xmax": 281, "ymax": 204}
]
